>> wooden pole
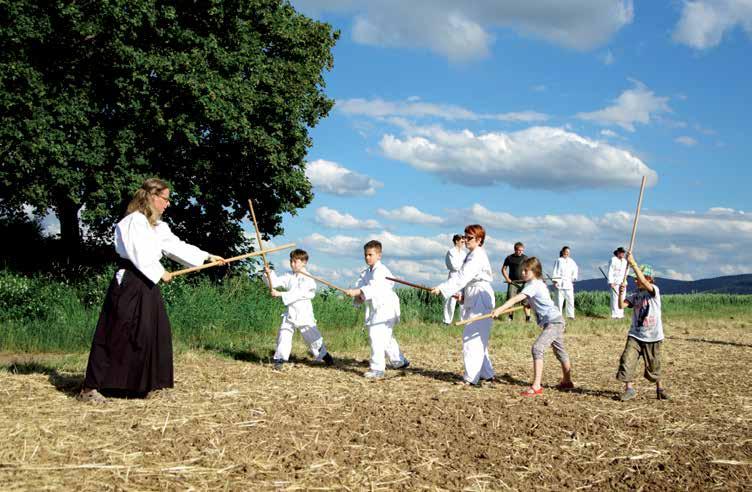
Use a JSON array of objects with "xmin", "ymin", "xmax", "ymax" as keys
[
  {"xmin": 385, "ymin": 277, "xmax": 432, "ymax": 292},
  {"xmin": 598, "ymin": 266, "xmax": 619, "ymax": 295},
  {"xmin": 170, "ymin": 243, "xmax": 295, "ymax": 277},
  {"xmin": 454, "ymin": 305, "xmax": 525, "ymax": 326},
  {"xmin": 298, "ymin": 270, "xmax": 348, "ymax": 294},
  {"xmin": 622, "ymin": 175, "xmax": 647, "ymax": 285},
  {"xmin": 248, "ymin": 198, "xmax": 272, "ymax": 292}
]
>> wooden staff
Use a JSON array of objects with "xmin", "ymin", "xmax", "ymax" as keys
[
  {"xmin": 454, "ymin": 305, "xmax": 526, "ymax": 326},
  {"xmin": 298, "ymin": 270, "xmax": 348, "ymax": 294},
  {"xmin": 170, "ymin": 243, "xmax": 295, "ymax": 277},
  {"xmin": 386, "ymin": 277, "xmax": 432, "ymax": 292},
  {"xmin": 622, "ymin": 175, "xmax": 647, "ymax": 285},
  {"xmin": 598, "ymin": 266, "xmax": 619, "ymax": 295},
  {"xmin": 248, "ymin": 198, "xmax": 272, "ymax": 292}
]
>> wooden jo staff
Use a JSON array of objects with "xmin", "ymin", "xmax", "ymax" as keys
[
  {"xmin": 171, "ymin": 243, "xmax": 295, "ymax": 277},
  {"xmin": 248, "ymin": 198, "xmax": 272, "ymax": 293},
  {"xmin": 622, "ymin": 175, "xmax": 648, "ymax": 286},
  {"xmin": 455, "ymin": 305, "xmax": 526, "ymax": 326},
  {"xmin": 297, "ymin": 270, "xmax": 348, "ymax": 294},
  {"xmin": 385, "ymin": 277, "xmax": 432, "ymax": 292}
]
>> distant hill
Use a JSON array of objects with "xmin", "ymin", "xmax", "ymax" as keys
[{"xmin": 576, "ymin": 274, "xmax": 752, "ymax": 295}]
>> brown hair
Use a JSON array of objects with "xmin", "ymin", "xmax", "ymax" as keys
[
  {"xmin": 514, "ymin": 241, "xmax": 524, "ymax": 249},
  {"xmin": 559, "ymin": 246, "xmax": 570, "ymax": 257},
  {"xmin": 126, "ymin": 178, "xmax": 170, "ymax": 226},
  {"xmin": 364, "ymin": 240, "xmax": 382, "ymax": 252},
  {"xmin": 290, "ymin": 249, "xmax": 309, "ymax": 262},
  {"xmin": 464, "ymin": 224, "xmax": 486, "ymax": 246},
  {"xmin": 522, "ymin": 256, "xmax": 543, "ymax": 279}
]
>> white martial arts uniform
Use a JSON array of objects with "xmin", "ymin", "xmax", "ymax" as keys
[
  {"xmin": 267, "ymin": 270, "xmax": 328, "ymax": 362},
  {"xmin": 354, "ymin": 261, "xmax": 407, "ymax": 372},
  {"xmin": 552, "ymin": 257, "xmax": 578, "ymax": 319},
  {"xmin": 115, "ymin": 211, "xmax": 209, "ymax": 285},
  {"xmin": 437, "ymin": 247, "xmax": 495, "ymax": 385},
  {"xmin": 443, "ymin": 246, "xmax": 467, "ymax": 324},
  {"xmin": 607, "ymin": 256, "xmax": 628, "ymax": 318}
]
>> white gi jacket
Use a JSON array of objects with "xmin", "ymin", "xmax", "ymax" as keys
[
  {"xmin": 552, "ymin": 257, "xmax": 578, "ymax": 290},
  {"xmin": 438, "ymin": 247, "xmax": 494, "ymax": 313},
  {"xmin": 354, "ymin": 261, "xmax": 401, "ymax": 325},
  {"xmin": 267, "ymin": 270, "xmax": 316, "ymax": 327},
  {"xmin": 445, "ymin": 247, "xmax": 467, "ymax": 279},
  {"xmin": 607, "ymin": 256, "xmax": 628, "ymax": 285},
  {"xmin": 115, "ymin": 211, "xmax": 209, "ymax": 284}
]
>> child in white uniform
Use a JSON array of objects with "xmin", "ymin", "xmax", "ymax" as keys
[
  {"xmin": 265, "ymin": 249, "xmax": 333, "ymax": 370},
  {"xmin": 345, "ymin": 240, "xmax": 409, "ymax": 379}
]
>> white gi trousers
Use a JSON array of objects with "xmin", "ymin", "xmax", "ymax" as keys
[
  {"xmin": 368, "ymin": 320, "xmax": 405, "ymax": 371},
  {"xmin": 274, "ymin": 315, "xmax": 327, "ymax": 361},
  {"xmin": 556, "ymin": 288, "xmax": 575, "ymax": 319},
  {"xmin": 443, "ymin": 294, "xmax": 459, "ymax": 324},
  {"xmin": 462, "ymin": 317, "xmax": 494, "ymax": 385},
  {"xmin": 610, "ymin": 287, "xmax": 625, "ymax": 319}
]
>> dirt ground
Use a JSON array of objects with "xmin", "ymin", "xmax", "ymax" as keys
[{"xmin": 1, "ymin": 318, "xmax": 751, "ymax": 491}]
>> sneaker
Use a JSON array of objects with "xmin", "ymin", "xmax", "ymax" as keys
[
  {"xmin": 76, "ymin": 389, "xmax": 106, "ymax": 404},
  {"xmin": 322, "ymin": 353, "xmax": 334, "ymax": 366},
  {"xmin": 525, "ymin": 315, "xmax": 532, "ymax": 323},
  {"xmin": 620, "ymin": 387, "xmax": 637, "ymax": 401},
  {"xmin": 392, "ymin": 358, "xmax": 410, "ymax": 370},
  {"xmin": 363, "ymin": 370, "xmax": 385, "ymax": 379},
  {"xmin": 273, "ymin": 359, "xmax": 284, "ymax": 371},
  {"xmin": 656, "ymin": 388, "xmax": 670, "ymax": 400}
]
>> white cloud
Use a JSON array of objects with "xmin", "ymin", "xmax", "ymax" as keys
[
  {"xmin": 295, "ymin": 0, "xmax": 634, "ymax": 61},
  {"xmin": 338, "ymin": 98, "xmax": 548, "ymax": 122},
  {"xmin": 719, "ymin": 264, "xmax": 750, "ymax": 275},
  {"xmin": 531, "ymin": 84, "xmax": 547, "ymax": 92},
  {"xmin": 315, "ymin": 206, "xmax": 381, "ymax": 230},
  {"xmin": 675, "ymin": 135, "xmax": 698, "ymax": 146},
  {"xmin": 600, "ymin": 129, "xmax": 621, "ymax": 138},
  {"xmin": 457, "ymin": 203, "xmax": 600, "ymax": 235},
  {"xmin": 377, "ymin": 206, "xmax": 445, "ymax": 225},
  {"xmin": 380, "ymin": 124, "xmax": 657, "ymax": 190},
  {"xmin": 673, "ymin": 0, "xmax": 752, "ymax": 50},
  {"xmin": 306, "ymin": 159, "xmax": 383, "ymax": 196},
  {"xmin": 576, "ymin": 80, "xmax": 671, "ymax": 132},
  {"xmin": 663, "ymin": 269, "xmax": 694, "ymax": 281},
  {"xmin": 603, "ymin": 49, "xmax": 615, "ymax": 65}
]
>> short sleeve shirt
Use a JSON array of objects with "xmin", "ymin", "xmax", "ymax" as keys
[
  {"xmin": 521, "ymin": 279, "xmax": 562, "ymax": 327},
  {"xmin": 626, "ymin": 285, "xmax": 664, "ymax": 342},
  {"xmin": 503, "ymin": 254, "xmax": 527, "ymax": 281}
]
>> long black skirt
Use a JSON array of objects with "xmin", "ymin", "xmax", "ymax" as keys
[{"xmin": 83, "ymin": 263, "xmax": 173, "ymax": 394}]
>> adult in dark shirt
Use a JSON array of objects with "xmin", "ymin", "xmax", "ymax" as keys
[{"xmin": 501, "ymin": 242, "xmax": 532, "ymax": 322}]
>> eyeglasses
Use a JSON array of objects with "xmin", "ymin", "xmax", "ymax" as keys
[
  {"xmin": 154, "ymin": 193, "xmax": 170, "ymax": 204},
  {"xmin": 464, "ymin": 235, "xmax": 476, "ymax": 241}
]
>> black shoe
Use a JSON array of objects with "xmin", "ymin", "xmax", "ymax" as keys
[
  {"xmin": 322, "ymin": 353, "xmax": 334, "ymax": 366},
  {"xmin": 273, "ymin": 359, "xmax": 284, "ymax": 371},
  {"xmin": 525, "ymin": 315, "xmax": 532, "ymax": 323}
]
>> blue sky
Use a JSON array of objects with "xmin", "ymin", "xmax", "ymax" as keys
[{"xmin": 254, "ymin": 0, "xmax": 752, "ymax": 287}]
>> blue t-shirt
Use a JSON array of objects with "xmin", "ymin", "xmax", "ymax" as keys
[{"xmin": 521, "ymin": 279, "xmax": 563, "ymax": 327}]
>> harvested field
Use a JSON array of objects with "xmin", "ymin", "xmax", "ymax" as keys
[{"xmin": 1, "ymin": 318, "xmax": 751, "ymax": 490}]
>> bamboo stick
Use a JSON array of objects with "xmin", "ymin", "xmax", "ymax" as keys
[
  {"xmin": 297, "ymin": 270, "xmax": 348, "ymax": 294},
  {"xmin": 170, "ymin": 243, "xmax": 295, "ymax": 277},
  {"xmin": 385, "ymin": 277, "xmax": 433, "ymax": 292},
  {"xmin": 248, "ymin": 198, "xmax": 272, "ymax": 292},
  {"xmin": 454, "ymin": 305, "xmax": 525, "ymax": 326},
  {"xmin": 598, "ymin": 266, "xmax": 619, "ymax": 295},
  {"xmin": 622, "ymin": 175, "xmax": 647, "ymax": 285}
]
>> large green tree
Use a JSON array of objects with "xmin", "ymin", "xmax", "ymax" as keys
[{"xmin": 0, "ymin": 0, "xmax": 337, "ymax": 259}]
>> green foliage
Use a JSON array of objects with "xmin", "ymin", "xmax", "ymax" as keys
[{"xmin": 0, "ymin": 0, "xmax": 338, "ymax": 258}]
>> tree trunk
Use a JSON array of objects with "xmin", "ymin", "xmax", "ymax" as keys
[{"xmin": 58, "ymin": 198, "xmax": 82, "ymax": 262}]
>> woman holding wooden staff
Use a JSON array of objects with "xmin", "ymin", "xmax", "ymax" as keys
[
  {"xmin": 430, "ymin": 224, "xmax": 496, "ymax": 386},
  {"xmin": 78, "ymin": 178, "xmax": 226, "ymax": 403}
]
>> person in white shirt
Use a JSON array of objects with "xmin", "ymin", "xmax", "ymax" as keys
[
  {"xmin": 608, "ymin": 247, "xmax": 628, "ymax": 319},
  {"xmin": 443, "ymin": 234, "xmax": 467, "ymax": 325},
  {"xmin": 431, "ymin": 224, "xmax": 496, "ymax": 386},
  {"xmin": 551, "ymin": 246, "xmax": 578, "ymax": 319},
  {"xmin": 493, "ymin": 257, "xmax": 573, "ymax": 397},
  {"xmin": 345, "ymin": 240, "xmax": 409, "ymax": 379},
  {"xmin": 78, "ymin": 178, "xmax": 225, "ymax": 403},
  {"xmin": 264, "ymin": 249, "xmax": 334, "ymax": 371}
]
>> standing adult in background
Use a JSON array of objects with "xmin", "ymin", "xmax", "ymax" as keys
[
  {"xmin": 552, "ymin": 246, "xmax": 579, "ymax": 319},
  {"xmin": 78, "ymin": 178, "xmax": 226, "ymax": 403},
  {"xmin": 502, "ymin": 242, "xmax": 531, "ymax": 322},
  {"xmin": 608, "ymin": 247, "xmax": 628, "ymax": 319},
  {"xmin": 443, "ymin": 234, "xmax": 467, "ymax": 325}
]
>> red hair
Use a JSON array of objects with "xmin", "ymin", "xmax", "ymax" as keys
[{"xmin": 464, "ymin": 224, "xmax": 486, "ymax": 246}]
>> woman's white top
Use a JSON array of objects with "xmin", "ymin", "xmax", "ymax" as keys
[
  {"xmin": 552, "ymin": 257, "xmax": 578, "ymax": 290},
  {"xmin": 267, "ymin": 270, "xmax": 316, "ymax": 326},
  {"xmin": 445, "ymin": 247, "xmax": 467, "ymax": 279},
  {"xmin": 438, "ymin": 247, "xmax": 495, "ymax": 314},
  {"xmin": 115, "ymin": 211, "xmax": 209, "ymax": 284}
]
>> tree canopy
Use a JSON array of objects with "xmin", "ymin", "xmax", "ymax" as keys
[{"xmin": 0, "ymin": 0, "xmax": 338, "ymax": 259}]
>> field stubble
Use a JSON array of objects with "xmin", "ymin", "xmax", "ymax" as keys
[{"xmin": 0, "ymin": 316, "xmax": 751, "ymax": 490}]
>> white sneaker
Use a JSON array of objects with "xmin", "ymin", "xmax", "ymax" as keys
[{"xmin": 363, "ymin": 370, "xmax": 385, "ymax": 379}]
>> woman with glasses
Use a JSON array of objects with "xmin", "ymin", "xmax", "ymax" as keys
[
  {"xmin": 78, "ymin": 178, "xmax": 225, "ymax": 403},
  {"xmin": 431, "ymin": 224, "xmax": 496, "ymax": 386}
]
